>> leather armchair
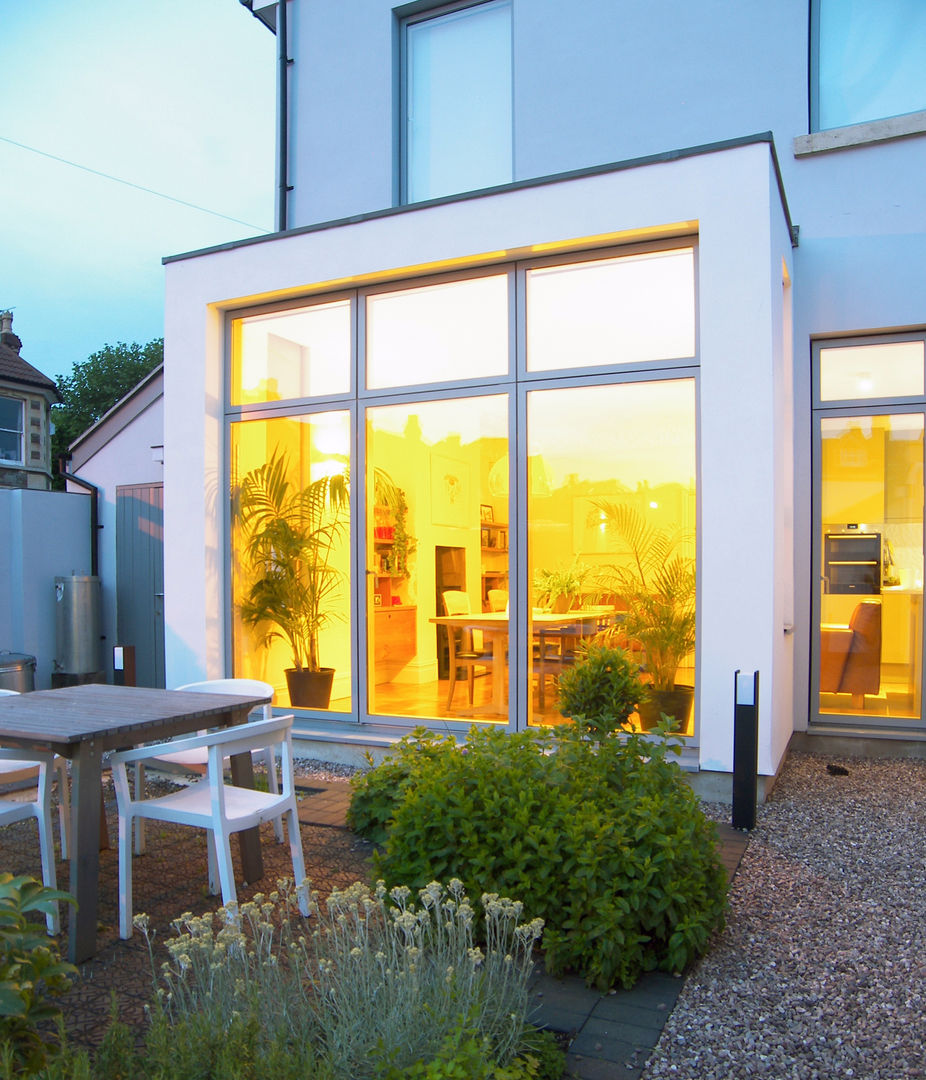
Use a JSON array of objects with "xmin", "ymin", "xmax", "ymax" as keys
[{"xmin": 819, "ymin": 600, "xmax": 881, "ymax": 709}]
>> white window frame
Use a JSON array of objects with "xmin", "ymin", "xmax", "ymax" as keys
[{"xmin": 0, "ymin": 395, "xmax": 24, "ymax": 466}]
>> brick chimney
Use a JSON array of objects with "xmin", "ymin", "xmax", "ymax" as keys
[{"xmin": 0, "ymin": 311, "xmax": 23, "ymax": 354}]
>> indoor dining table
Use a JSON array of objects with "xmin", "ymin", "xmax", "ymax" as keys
[
  {"xmin": 0, "ymin": 682, "xmax": 271, "ymax": 962},
  {"xmin": 431, "ymin": 607, "xmax": 615, "ymax": 714}
]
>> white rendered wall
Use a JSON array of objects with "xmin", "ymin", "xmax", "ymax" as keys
[
  {"xmin": 0, "ymin": 489, "xmax": 91, "ymax": 688},
  {"xmin": 69, "ymin": 392, "xmax": 163, "ymax": 681},
  {"xmin": 166, "ymin": 141, "xmax": 794, "ymax": 775}
]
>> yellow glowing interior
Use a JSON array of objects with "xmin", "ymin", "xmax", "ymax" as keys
[{"xmin": 818, "ymin": 412, "xmax": 924, "ymax": 720}]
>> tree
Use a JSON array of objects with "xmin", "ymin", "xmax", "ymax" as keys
[{"xmin": 52, "ymin": 338, "xmax": 162, "ymax": 487}]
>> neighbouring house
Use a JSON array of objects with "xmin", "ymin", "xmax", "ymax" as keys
[
  {"xmin": 161, "ymin": 1, "xmax": 926, "ymax": 792},
  {"xmin": 0, "ymin": 311, "xmax": 59, "ymax": 491},
  {"xmin": 67, "ymin": 366, "xmax": 165, "ymax": 688}
]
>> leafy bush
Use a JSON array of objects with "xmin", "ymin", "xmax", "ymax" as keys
[
  {"xmin": 361, "ymin": 726, "xmax": 727, "ymax": 989},
  {"xmin": 0, "ymin": 874, "xmax": 76, "ymax": 1076},
  {"xmin": 348, "ymin": 728, "xmax": 457, "ymax": 844},
  {"xmin": 556, "ymin": 643, "xmax": 646, "ymax": 736}
]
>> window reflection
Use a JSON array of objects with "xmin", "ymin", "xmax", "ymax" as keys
[
  {"xmin": 526, "ymin": 249, "xmax": 695, "ymax": 372},
  {"xmin": 366, "ymin": 275, "xmax": 509, "ymax": 389},
  {"xmin": 527, "ymin": 379, "xmax": 697, "ymax": 734},
  {"xmin": 230, "ymin": 301, "xmax": 351, "ymax": 405}
]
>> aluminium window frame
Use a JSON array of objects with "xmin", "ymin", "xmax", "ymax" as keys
[{"xmin": 223, "ymin": 238, "xmax": 701, "ymax": 734}]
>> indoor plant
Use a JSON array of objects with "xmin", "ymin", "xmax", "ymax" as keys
[
  {"xmin": 235, "ymin": 450, "xmax": 349, "ymax": 708},
  {"xmin": 533, "ymin": 561, "xmax": 593, "ymax": 613},
  {"xmin": 591, "ymin": 501, "xmax": 696, "ymax": 730}
]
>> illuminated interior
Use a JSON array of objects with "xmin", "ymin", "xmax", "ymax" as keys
[
  {"xmin": 818, "ymin": 413, "xmax": 924, "ymax": 719},
  {"xmin": 228, "ymin": 242, "xmax": 698, "ymax": 730}
]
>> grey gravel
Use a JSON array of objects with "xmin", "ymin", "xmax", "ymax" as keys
[
  {"xmin": 643, "ymin": 751, "xmax": 926, "ymax": 1080},
  {"xmin": 292, "ymin": 756, "xmax": 361, "ymax": 783}
]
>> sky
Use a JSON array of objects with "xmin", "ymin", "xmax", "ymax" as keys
[{"xmin": 1, "ymin": 0, "xmax": 276, "ymax": 383}]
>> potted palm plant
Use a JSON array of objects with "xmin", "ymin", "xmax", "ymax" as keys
[
  {"xmin": 235, "ymin": 451, "xmax": 349, "ymax": 708},
  {"xmin": 591, "ymin": 502, "xmax": 696, "ymax": 731}
]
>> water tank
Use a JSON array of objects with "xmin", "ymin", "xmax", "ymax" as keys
[
  {"xmin": 55, "ymin": 575, "xmax": 102, "ymax": 675},
  {"xmin": 0, "ymin": 652, "xmax": 36, "ymax": 693}
]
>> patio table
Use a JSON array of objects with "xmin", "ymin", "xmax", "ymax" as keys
[{"xmin": 0, "ymin": 683, "xmax": 270, "ymax": 962}]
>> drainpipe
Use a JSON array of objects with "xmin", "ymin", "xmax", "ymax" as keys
[
  {"xmin": 277, "ymin": 0, "xmax": 293, "ymax": 231},
  {"xmin": 240, "ymin": 0, "xmax": 292, "ymax": 232},
  {"xmin": 57, "ymin": 456, "xmax": 100, "ymax": 577}
]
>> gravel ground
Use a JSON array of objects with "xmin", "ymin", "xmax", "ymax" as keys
[
  {"xmin": 643, "ymin": 751, "xmax": 926, "ymax": 1080},
  {"xmin": 292, "ymin": 755, "xmax": 362, "ymax": 783}
]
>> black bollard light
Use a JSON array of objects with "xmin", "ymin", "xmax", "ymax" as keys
[{"xmin": 732, "ymin": 669, "xmax": 759, "ymax": 830}]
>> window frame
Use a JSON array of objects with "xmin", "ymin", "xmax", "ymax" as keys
[
  {"xmin": 398, "ymin": 0, "xmax": 513, "ymax": 206},
  {"xmin": 0, "ymin": 395, "xmax": 24, "ymax": 466}
]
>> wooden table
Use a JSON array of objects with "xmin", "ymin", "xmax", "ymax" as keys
[
  {"xmin": 431, "ymin": 608, "xmax": 615, "ymax": 713},
  {"xmin": 0, "ymin": 683, "xmax": 270, "ymax": 962}
]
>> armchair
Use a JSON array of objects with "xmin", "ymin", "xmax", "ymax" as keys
[{"xmin": 820, "ymin": 600, "xmax": 882, "ymax": 709}]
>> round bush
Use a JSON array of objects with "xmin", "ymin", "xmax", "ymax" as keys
[
  {"xmin": 556, "ymin": 643, "xmax": 646, "ymax": 736},
  {"xmin": 351, "ymin": 725, "xmax": 727, "ymax": 990}
]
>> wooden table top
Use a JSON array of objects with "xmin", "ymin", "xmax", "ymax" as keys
[
  {"xmin": 431, "ymin": 607, "xmax": 615, "ymax": 629},
  {"xmin": 0, "ymin": 684, "xmax": 269, "ymax": 750}
]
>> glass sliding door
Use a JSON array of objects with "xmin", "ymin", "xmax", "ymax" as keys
[
  {"xmin": 817, "ymin": 412, "xmax": 924, "ymax": 721},
  {"xmin": 366, "ymin": 395, "xmax": 509, "ymax": 721},
  {"xmin": 229, "ymin": 412, "xmax": 353, "ymax": 712},
  {"xmin": 526, "ymin": 378, "xmax": 697, "ymax": 734}
]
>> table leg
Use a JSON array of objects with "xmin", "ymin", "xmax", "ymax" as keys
[
  {"xmin": 491, "ymin": 633, "xmax": 507, "ymax": 711},
  {"xmin": 68, "ymin": 742, "xmax": 102, "ymax": 964},
  {"xmin": 228, "ymin": 751, "xmax": 264, "ymax": 884}
]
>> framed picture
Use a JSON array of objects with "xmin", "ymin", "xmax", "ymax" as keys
[
  {"xmin": 373, "ymin": 593, "xmax": 383, "ymax": 606},
  {"xmin": 480, "ymin": 504, "xmax": 494, "ymax": 522}
]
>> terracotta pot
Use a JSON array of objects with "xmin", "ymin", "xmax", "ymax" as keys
[
  {"xmin": 285, "ymin": 667, "xmax": 335, "ymax": 709},
  {"xmin": 636, "ymin": 685, "xmax": 694, "ymax": 732}
]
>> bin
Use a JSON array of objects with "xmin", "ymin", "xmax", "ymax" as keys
[{"xmin": 0, "ymin": 652, "xmax": 36, "ymax": 693}]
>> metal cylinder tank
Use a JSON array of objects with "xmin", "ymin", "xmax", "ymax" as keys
[
  {"xmin": 0, "ymin": 652, "xmax": 36, "ymax": 692},
  {"xmin": 55, "ymin": 575, "xmax": 102, "ymax": 675}
]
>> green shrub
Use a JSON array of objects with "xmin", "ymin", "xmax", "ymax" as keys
[
  {"xmin": 365, "ymin": 725, "xmax": 727, "ymax": 989},
  {"xmin": 348, "ymin": 728, "xmax": 458, "ymax": 844},
  {"xmin": 555, "ymin": 643, "xmax": 646, "ymax": 736},
  {"xmin": 0, "ymin": 874, "xmax": 76, "ymax": 1076}
]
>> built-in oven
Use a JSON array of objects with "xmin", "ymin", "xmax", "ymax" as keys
[{"xmin": 824, "ymin": 532, "xmax": 881, "ymax": 594}]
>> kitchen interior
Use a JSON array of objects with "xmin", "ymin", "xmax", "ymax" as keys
[{"xmin": 819, "ymin": 413, "xmax": 924, "ymax": 719}]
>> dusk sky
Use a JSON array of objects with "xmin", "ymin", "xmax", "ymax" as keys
[{"xmin": 1, "ymin": 0, "xmax": 276, "ymax": 383}]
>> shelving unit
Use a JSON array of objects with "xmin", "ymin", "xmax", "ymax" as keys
[
  {"xmin": 371, "ymin": 504, "xmax": 416, "ymax": 683},
  {"xmin": 480, "ymin": 522, "xmax": 509, "ymax": 608}
]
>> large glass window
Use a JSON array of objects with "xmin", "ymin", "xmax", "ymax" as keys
[
  {"xmin": 814, "ymin": 0, "xmax": 926, "ymax": 130},
  {"xmin": 526, "ymin": 249, "xmax": 696, "ymax": 372},
  {"xmin": 228, "ymin": 240, "xmax": 699, "ymax": 733},
  {"xmin": 403, "ymin": 0, "xmax": 512, "ymax": 203},
  {"xmin": 366, "ymin": 274, "xmax": 509, "ymax": 389},
  {"xmin": 230, "ymin": 412, "xmax": 352, "ymax": 712},
  {"xmin": 366, "ymin": 395, "xmax": 509, "ymax": 721},
  {"xmin": 230, "ymin": 300, "xmax": 351, "ymax": 405},
  {"xmin": 0, "ymin": 396, "xmax": 23, "ymax": 464},
  {"xmin": 819, "ymin": 340, "xmax": 925, "ymax": 402},
  {"xmin": 817, "ymin": 413, "xmax": 924, "ymax": 722},
  {"xmin": 527, "ymin": 379, "xmax": 697, "ymax": 734}
]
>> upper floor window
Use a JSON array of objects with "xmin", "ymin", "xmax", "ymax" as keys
[
  {"xmin": 0, "ymin": 396, "xmax": 23, "ymax": 464},
  {"xmin": 813, "ymin": 0, "xmax": 926, "ymax": 130},
  {"xmin": 402, "ymin": 0, "xmax": 512, "ymax": 204}
]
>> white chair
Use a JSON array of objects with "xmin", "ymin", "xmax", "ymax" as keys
[
  {"xmin": 110, "ymin": 715, "xmax": 309, "ymax": 939},
  {"xmin": 0, "ymin": 688, "xmax": 69, "ymax": 859},
  {"xmin": 134, "ymin": 679, "xmax": 282, "ymax": 850},
  {"xmin": 0, "ymin": 747, "xmax": 64, "ymax": 934}
]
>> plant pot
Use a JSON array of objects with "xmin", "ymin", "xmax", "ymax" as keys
[
  {"xmin": 552, "ymin": 593, "xmax": 574, "ymax": 614},
  {"xmin": 636, "ymin": 685, "xmax": 694, "ymax": 732},
  {"xmin": 285, "ymin": 667, "xmax": 335, "ymax": 709}
]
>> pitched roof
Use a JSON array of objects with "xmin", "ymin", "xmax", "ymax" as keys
[{"xmin": 0, "ymin": 331, "xmax": 60, "ymax": 400}]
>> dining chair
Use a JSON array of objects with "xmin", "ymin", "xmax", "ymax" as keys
[
  {"xmin": 110, "ymin": 714, "xmax": 309, "ymax": 939},
  {"xmin": 133, "ymin": 678, "xmax": 281, "ymax": 852},
  {"xmin": 0, "ymin": 746, "xmax": 64, "ymax": 934},
  {"xmin": 442, "ymin": 591, "xmax": 493, "ymax": 709},
  {"xmin": 0, "ymin": 688, "xmax": 70, "ymax": 859},
  {"xmin": 487, "ymin": 588, "xmax": 509, "ymax": 613}
]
